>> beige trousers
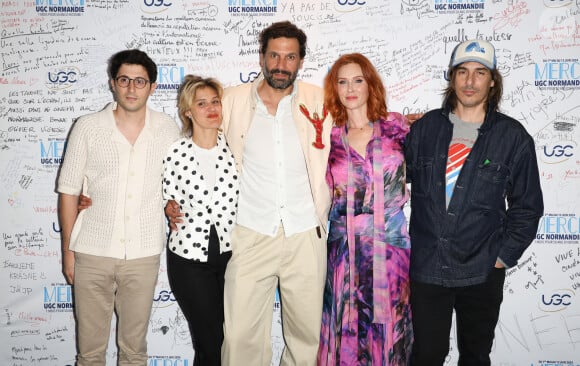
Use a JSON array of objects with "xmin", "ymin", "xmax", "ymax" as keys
[
  {"xmin": 221, "ymin": 224, "xmax": 327, "ymax": 366},
  {"xmin": 73, "ymin": 253, "xmax": 160, "ymax": 366}
]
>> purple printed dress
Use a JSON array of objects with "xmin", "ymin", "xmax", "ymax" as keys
[{"xmin": 317, "ymin": 113, "xmax": 413, "ymax": 366}]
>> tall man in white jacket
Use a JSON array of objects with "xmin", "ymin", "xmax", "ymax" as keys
[{"xmin": 219, "ymin": 21, "xmax": 332, "ymax": 366}]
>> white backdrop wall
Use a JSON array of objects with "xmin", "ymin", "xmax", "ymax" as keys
[{"xmin": 1, "ymin": 1, "xmax": 579, "ymax": 365}]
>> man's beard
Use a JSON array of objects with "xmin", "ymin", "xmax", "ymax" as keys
[{"xmin": 263, "ymin": 67, "xmax": 298, "ymax": 90}]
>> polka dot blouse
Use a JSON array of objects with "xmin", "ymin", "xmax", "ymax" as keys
[{"xmin": 163, "ymin": 133, "xmax": 239, "ymax": 261}]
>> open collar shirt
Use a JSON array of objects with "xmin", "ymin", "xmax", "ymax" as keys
[{"xmin": 236, "ymin": 84, "xmax": 318, "ymax": 237}]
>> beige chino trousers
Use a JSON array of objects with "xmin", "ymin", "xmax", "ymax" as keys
[
  {"xmin": 222, "ymin": 224, "xmax": 326, "ymax": 366},
  {"xmin": 73, "ymin": 252, "xmax": 160, "ymax": 366}
]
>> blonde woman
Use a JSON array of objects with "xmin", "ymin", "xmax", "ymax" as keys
[{"xmin": 163, "ymin": 75, "xmax": 238, "ymax": 366}]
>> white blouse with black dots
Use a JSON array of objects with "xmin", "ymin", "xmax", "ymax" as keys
[{"xmin": 162, "ymin": 133, "xmax": 239, "ymax": 261}]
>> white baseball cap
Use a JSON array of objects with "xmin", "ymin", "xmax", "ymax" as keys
[{"xmin": 450, "ymin": 39, "xmax": 496, "ymax": 70}]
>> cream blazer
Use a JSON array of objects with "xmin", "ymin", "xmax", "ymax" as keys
[{"xmin": 221, "ymin": 74, "xmax": 332, "ymax": 234}]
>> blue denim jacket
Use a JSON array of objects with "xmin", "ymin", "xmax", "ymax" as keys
[{"xmin": 404, "ymin": 106, "xmax": 544, "ymax": 287}]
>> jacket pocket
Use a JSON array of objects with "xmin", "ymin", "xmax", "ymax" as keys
[
  {"xmin": 470, "ymin": 162, "xmax": 509, "ymax": 209},
  {"xmin": 410, "ymin": 157, "xmax": 433, "ymax": 197}
]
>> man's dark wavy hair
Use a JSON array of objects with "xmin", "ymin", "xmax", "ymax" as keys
[{"xmin": 259, "ymin": 21, "xmax": 307, "ymax": 59}]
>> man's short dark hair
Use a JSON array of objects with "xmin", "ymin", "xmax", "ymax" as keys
[
  {"xmin": 108, "ymin": 49, "xmax": 158, "ymax": 83},
  {"xmin": 259, "ymin": 21, "xmax": 307, "ymax": 59}
]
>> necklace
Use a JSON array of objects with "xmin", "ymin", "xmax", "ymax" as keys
[{"xmin": 347, "ymin": 121, "xmax": 372, "ymax": 131}]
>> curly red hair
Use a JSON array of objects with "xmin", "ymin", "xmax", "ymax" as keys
[{"xmin": 324, "ymin": 53, "xmax": 387, "ymax": 127}]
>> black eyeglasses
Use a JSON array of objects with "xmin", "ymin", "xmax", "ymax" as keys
[{"xmin": 115, "ymin": 76, "xmax": 150, "ymax": 89}]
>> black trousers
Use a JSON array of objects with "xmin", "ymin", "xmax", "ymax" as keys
[
  {"xmin": 167, "ymin": 225, "xmax": 231, "ymax": 366},
  {"xmin": 410, "ymin": 268, "xmax": 506, "ymax": 366}
]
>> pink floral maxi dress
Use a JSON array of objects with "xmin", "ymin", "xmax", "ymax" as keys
[{"xmin": 317, "ymin": 113, "xmax": 413, "ymax": 365}]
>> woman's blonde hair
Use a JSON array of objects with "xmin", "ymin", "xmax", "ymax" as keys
[{"xmin": 177, "ymin": 74, "xmax": 223, "ymax": 137}]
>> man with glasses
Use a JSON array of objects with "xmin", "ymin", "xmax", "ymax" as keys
[{"xmin": 57, "ymin": 49, "xmax": 179, "ymax": 365}]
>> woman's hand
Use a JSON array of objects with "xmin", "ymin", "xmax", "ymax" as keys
[
  {"xmin": 165, "ymin": 200, "xmax": 184, "ymax": 231},
  {"xmin": 78, "ymin": 194, "xmax": 92, "ymax": 211},
  {"xmin": 405, "ymin": 113, "xmax": 424, "ymax": 125}
]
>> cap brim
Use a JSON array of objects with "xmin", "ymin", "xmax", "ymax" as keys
[{"xmin": 452, "ymin": 57, "xmax": 494, "ymax": 70}]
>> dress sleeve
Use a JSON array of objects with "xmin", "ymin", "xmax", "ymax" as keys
[{"xmin": 384, "ymin": 112, "xmax": 410, "ymax": 146}]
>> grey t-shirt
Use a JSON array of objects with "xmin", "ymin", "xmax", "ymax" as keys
[{"xmin": 445, "ymin": 113, "xmax": 482, "ymax": 208}]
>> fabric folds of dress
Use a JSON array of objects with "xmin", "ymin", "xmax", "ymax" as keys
[{"xmin": 318, "ymin": 113, "xmax": 413, "ymax": 366}]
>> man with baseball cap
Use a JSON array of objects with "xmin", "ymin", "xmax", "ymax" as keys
[{"xmin": 405, "ymin": 39, "xmax": 543, "ymax": 365}]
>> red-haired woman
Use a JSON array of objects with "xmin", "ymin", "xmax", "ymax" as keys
[{"xmin": 318, "ymin": 53, "xmax": 413, "ymax": 365}]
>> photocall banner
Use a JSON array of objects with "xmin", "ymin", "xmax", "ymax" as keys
[{"xmin": 1, "ymin": 1, "xmax": 579, "ymax": 365}]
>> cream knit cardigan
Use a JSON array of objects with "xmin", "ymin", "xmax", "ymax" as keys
[{"xmin": 57, "ymin": 102, "xmax": 180, "ymax": 259}]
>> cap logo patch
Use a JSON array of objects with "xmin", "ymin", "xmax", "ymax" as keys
[{"xmin": 465, "ymin": 42, "xmax": 485, "ymax": 54}]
